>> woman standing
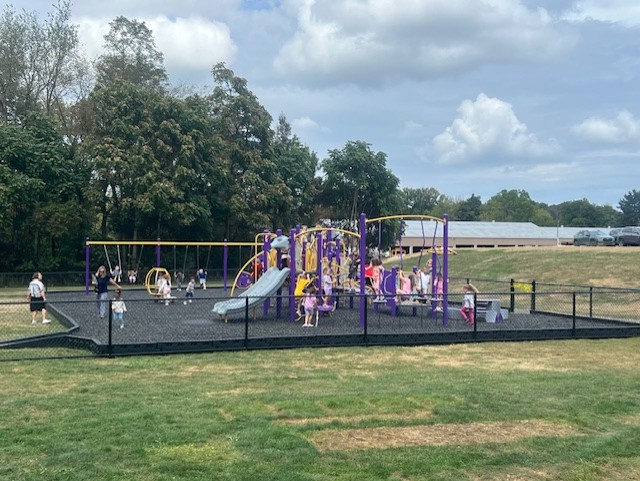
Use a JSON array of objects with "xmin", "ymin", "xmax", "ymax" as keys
[{"xmin": 95, "ymin": 265, "xmax": 120, "ymax": 319}]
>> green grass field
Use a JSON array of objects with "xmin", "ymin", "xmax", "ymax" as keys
[
  {"xmin": 1, "ymin": 341, "xmax": 639, "ymax": 480},
  {"xmin": 1, "ymin": 247, "xmax": 640, "ymax": 480}
]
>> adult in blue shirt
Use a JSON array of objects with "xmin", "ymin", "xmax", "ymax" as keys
[{"xmin": 95, "ymin": 265, "xmax": 120, "ymax": 319}]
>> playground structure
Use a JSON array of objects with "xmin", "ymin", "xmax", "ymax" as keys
[{"xmin": 84, "ymin": 213, "xmax": 451, "ymax": 326}]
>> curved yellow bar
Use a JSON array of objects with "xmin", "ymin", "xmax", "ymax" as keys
[{"xmin": 365, "ymin": 214, "xmax": 446, "ymax": 224}]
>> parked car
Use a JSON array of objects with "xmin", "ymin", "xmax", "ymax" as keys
[
  {"xmin": 617, "ymin": 226, "xmax": 640, "ymax": 246},
  {"xmin": 609, "ymin": 228, "xmax": 621, "ymax": 244},
  {"xmin": 573, "ymin": 229, "xmax": 615, "ymax": 246}
]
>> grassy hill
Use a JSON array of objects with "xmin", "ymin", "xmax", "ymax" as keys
[{"xmin": 387, "ymin": 246, "xmax": 640, "ymax": 289}]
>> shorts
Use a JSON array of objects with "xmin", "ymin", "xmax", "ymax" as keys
[
  {"xmin": 323, "ymin": 287, "xmax": 332, "ymax": 296},
  {"xmin": 186, "ymin": 291, "xmax": 194, "ymax": 298},
  {"xmin": 305, "ymin": 307, "xmax": 315, "ymax": 316},
  {"xmin": 30, "ymin": 296, "xmax": 46, "ymax": 312}
]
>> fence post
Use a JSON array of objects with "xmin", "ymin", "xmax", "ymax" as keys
[
  {"xmin": 363, "ymin": 292, "xmax": 368, "ymax": 343},
  {"xmin": 589, "ymin": 286, "xmax": 593, "ymax": 319},
  {"xmin": 244, "ymin": 296, "xmax": 249, "ymax": 349},
  {"xmin": 108, "ymin": 299, "xmax": 113, "ymax": 358},
  {"xmin": 510, "ymin": 279, "xmax": 515, "ymax": 312},
  {"xmin": 572, "ymin": 292, "xmax": 576, "ymax": 337},
  {"xmin": 473, "ymin": 292, "xmax": 477, "ymax": 339},
  {"xmin": 530, "ymin": 280, "xmax": 536, "ymax": 312}
]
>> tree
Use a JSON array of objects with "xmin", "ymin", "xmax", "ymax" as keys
[
  {"xmin": 482, "ymin": 189, "xmax": 539, "ymax": 222},
  {"xmin": 84, "ymin": 80, "xmax": 226, "ymax": 242},
  {"xmin": 272, "ymin": 114, "xmax": 320, "ymax": 227},
  {"xmin": 399, "ymin": 187, "xmax": 441, "ymax": 215},
  {"xmin": 455, "ymin": 194, "xmax": 482, "ymax": 221},
  {"xmin": 553, "ymin": 199, "xmax": 619, "ymax": 227},
  {"xmin": 0, "ymin": 0, "xmax": 84, "ymax": 122},
  {"xmin": 95, "ymin": 16, "xmax": 168, "ymax": 90},
  {"xmin": 0, "ymin": 112, "xmax": 91, "ymax": 270},
  {"xmin": 618, "ymin": 190, "xmax": 640, "ymax": 226},
  {"xmin": 320, "ymin": 140, "xmax": 401, "ymax": 249},
  {"xmin": 207, "ymin": 63, "xmax": 290, "ymax": 239}
]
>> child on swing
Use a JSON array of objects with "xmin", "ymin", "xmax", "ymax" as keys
[
  {"xmin": 434, "ymin": 272, "xmax": 444, "ymax": 312},
  {"xmin": 371, "ymin": 258, "xmax": 384, "ymax": 301}
]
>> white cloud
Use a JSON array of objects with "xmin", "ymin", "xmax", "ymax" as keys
[
  {"xmin": 563, "ymin": 0, "xmax": 640, "ymax": 27},
  {"xmin": 402, "ymin": 120, "xmax": 424, "ymax": 137},
  {"xmin": 273, "ymin": 0, "xmax": 576, "ymax": 86},
  {"xmin": 291, "ymin": 116, "xmax": 327, "ymax": 132},
  {"xmin": 75, "ymin": 15, "xmax": 237, "ymax": 76},
  {"xmin": 432, "ymin": 93, "xmax": 556, "ymax": 164},
  {"xmin": 572, "ymin": 110, "xmax": 640, "ymax": 143},
  {"xmin": 148, "ymin": 16, "xmax": 237, "ymax": 71}
]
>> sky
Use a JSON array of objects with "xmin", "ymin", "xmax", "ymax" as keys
[{"xmin": 6, "ymin": 0, "xmax": 640, "ymax": 207}]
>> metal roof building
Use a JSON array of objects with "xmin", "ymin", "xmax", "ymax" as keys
[{"xmin": 395, "ymin": 220, "xmax": 609, "ymax": 251}]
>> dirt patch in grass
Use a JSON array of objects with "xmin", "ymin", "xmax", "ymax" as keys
[
  {"xmin": 148, "ymin": 439, "xmax": 243, "ymax": 464},
  {"xmin": 277, "ymin": 408, "xmax": 433, "ymax": 426},
  {"xmin": 309, "ymin": 420, "xmax": 581, "ymax": 451}
]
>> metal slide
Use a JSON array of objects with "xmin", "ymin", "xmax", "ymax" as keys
[{"xmin": 212, "ymin": 267, "xmax": 291, "ymax": 317}]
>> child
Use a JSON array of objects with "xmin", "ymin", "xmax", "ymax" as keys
[
  {"xmin": 371, "ymin": 258, "xmax": 384, "ymax": 301},
  {"xmin": 185, "ymin": 277, "xmax": 195, "ymax": 303},
  {"xmin": 433, "ymin": 272, "xmax": 444, "ymax": 312},
  {"xmin": 111, "ymin": 289, "xmax": 127, "ymax": 329},
  {"xmin": 395, "ymin": 269, "xmax": 413, "ymax": 303},
  {"xmin": 161, "ymin": 273, "xmax": 172, "ymax": 305},
  {"xmin": 175, "ymin": 271, "xmax": 184, "ymax": 291},
  {"xmin": 348, "ymin": 253, "xmax": 359, "ymax": 291},
  {"xmin": 322, "ymin": 266, "xmax": 335, "ymax": 307},
  {"xmin": 417, "ymin": 260, "xmax": 432, "ymax": 298},
  {"xmin": 302, "ymin": 285, "xmax": 318, "ymax": 327},
  {"xmin": 197, "ymin": 268, "xmax": 207, "ymax": 289},
  {"xmin": 460, "ymin": 283, "xmax": 479, "ymax": 325}
]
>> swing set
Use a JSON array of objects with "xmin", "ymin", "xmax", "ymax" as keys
[
  {"xmin": 84, "ymin": 240, "xmax": 258, "ymax": 296},
  {"xmin": 359, "ymin": 213, "xmax": 451, "ymax": 325}
]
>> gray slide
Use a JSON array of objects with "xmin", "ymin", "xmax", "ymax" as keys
[{"xmin": 212, "ymin": 267, "xmax": 291, "ymax": 318}]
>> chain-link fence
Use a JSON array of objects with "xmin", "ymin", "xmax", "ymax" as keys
[{"xmin": 2, "ymin": 286, "xmax": 639, "ymax": 361}]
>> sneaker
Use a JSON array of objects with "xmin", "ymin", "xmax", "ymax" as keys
[
  {"xmin": 42, "ymin": 319, "xmax": 51, "ymax": 324},
  {"xmin": 32, "ymin": 319, "xmax": 37, "ymax": 324},
  {"xmin": 120, "ymin": 324, "xmax": 124, "ymax": 329},
  {"xmin": 435, "ymin": 307, "xmax": 443, "ymax": 312}
]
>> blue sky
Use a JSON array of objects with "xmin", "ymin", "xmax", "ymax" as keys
[{"xmin": 7, "ymin": 0, "xmax": 640, "ymax": 207}]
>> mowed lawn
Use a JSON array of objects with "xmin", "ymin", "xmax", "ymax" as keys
[
  {"xmin": 1, "ymin": 247, "xmax": 640, "ymax": 480},
  {"xmin": 1, "ymin": 340, "xmax": 639, "ymax": 481}
]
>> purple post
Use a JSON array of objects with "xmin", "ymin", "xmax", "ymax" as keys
[
  {"xmin": 275, "ymin": 229, "xmax": 283, "ymax": 268},
  {"xmin": 263, "ymin": 230, "xmax": 271, "ymax": 315},
  {"xmin": 335, "ymin": 237, "xmax": 342, "ymax": 290},
  {"xmin": 223, "ymin": 239, "xmax": 228, "ymax": 292},
  {"xmin": 289, "ymin": 228, "xmax": 296, "ymax": 323},
  {"xmin": 316, "ymin": 232, "xmax": 323, "ymax": 292},
  {"xmin": 391, "ymin": 265, "xmax": 398, "ymax": 317},
  {"xmin": 443, "ymin": 214, "xmax": 449, "ymax": 326},
  {"xmin": 359, "ymin": 213, "xmax": 367, "ymax": 328},
  {"xmin": 276, "ymin": 229, "xmax": 283, "ymax": 318},
  {"xmin": 156, "ymin": 238, "xmax": 161, "ymax": 267},
  {"xmin": 85, "ymin": 238, "xmax": 90, "ymax": 295}
]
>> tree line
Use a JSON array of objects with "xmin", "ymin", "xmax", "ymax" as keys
[{"xmin": 1, "ymin": 1, "xmax": 639, "ymax": 271}]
